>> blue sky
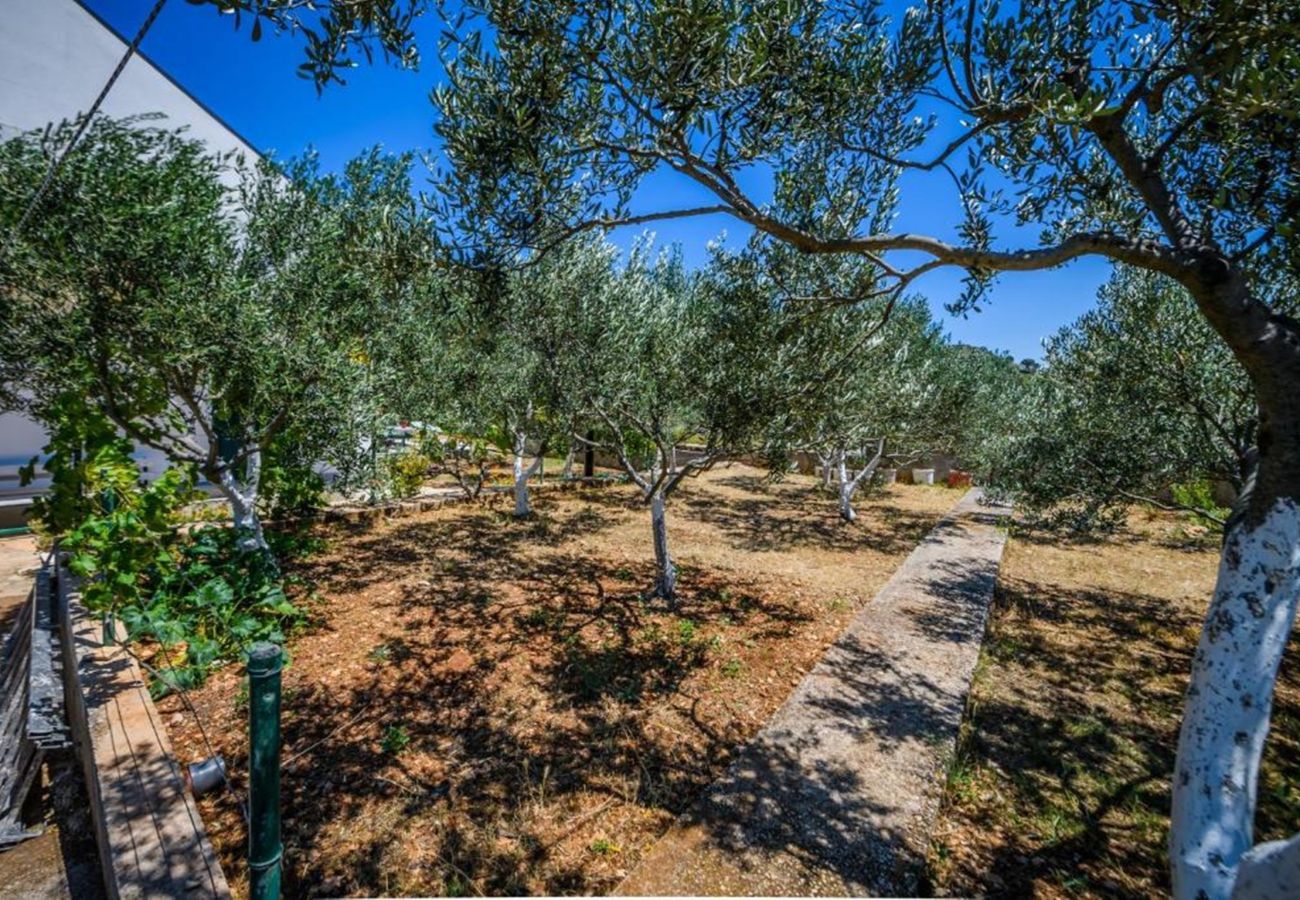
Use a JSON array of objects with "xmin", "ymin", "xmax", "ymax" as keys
[{"xmin": 85, "ymin": 0, "xmax": 1112, "ymax": 361}]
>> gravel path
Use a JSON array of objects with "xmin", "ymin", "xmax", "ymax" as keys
[{"xmin": 617, "ymin": 488, "xmax": 1011, "ymax": 896}]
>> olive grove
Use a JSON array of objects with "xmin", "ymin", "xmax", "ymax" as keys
[
  {"xmin": 81, "ymin": 0, "xmax": 1300, "ymax": 893},
  {"xmin": 417, "ymin": 3, "xmax": 1300, "ymax": 893}
]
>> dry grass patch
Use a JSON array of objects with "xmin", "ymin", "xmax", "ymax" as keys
[
  {"xmin": 160, "ymin": 465, "xmax": 963, "ymax": 897},
  {"xmin": 928, "ymin": 511, "xmax": 1300, "ymax": 898}
]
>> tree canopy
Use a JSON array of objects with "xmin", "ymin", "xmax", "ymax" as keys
[
  {"xmin": 989, "ymin": 266, "xmax": 1275, "ymax": 530},
  {"xmin": 0, "ymin": 117, "xmax": 433, "ymax": 550}
]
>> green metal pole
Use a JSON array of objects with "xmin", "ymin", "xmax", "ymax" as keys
[
  {"xmin": 100, "ymin": 487, "xmax": 118, "ymax": 645},
  {"xmin": 247, "ymin": 642, "xmax": 283, "ymax": 900}
]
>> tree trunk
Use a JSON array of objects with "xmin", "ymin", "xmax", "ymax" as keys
[
  {"xmin": 561, "ymin": 444, "xmax": 576, "ymax": 479},
  {"xmin": 835, "ymin": 441, "xmax": 885, "ymax": 524},
  {"xmin": 1231, "ymin": 831, "xmax": 1300, "ymax": 899},
  {"xmin": 513, "ymin": 451, "xmax": 530, "ymax": 517},
  {"xmin": 650, "ymin": 492, "xmax": 677, "ymax": 601},
  {"xmin": 818, "ymin": 451, "xmax": 834, "ymax": 490},
  {"xmin": 1171, "ymin": 497, "xmax": 1300, "ymax": 899},
  {"xmin": 216, "ymin": 449, "xmax": 268, "ymax": 554},
  {"xmin": 837, "ymin": 453, "xmax": 857, "ymax": 522},
  {"xmin": 512, "ymin": 430, "xmax": 543, "ymax": 518},
  {"xmin": 584, "ymin": 429, "xmax": 595, "ymax": 478},
  {"xmin": 1170, "ymin": 272, "xmax": 1300, "ymax": 899}
]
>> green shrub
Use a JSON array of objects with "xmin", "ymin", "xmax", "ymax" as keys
[
  {"xmin": 1170, "ymin": 479, "xmax": 1230, "ymax": 528},
  {"xmin": 260, "ymin": 460, "xmax": 326, "ymax": 519},
  {"xmin": 59, "ymin": 449, "xmax": 305, "ymax": 695},
  {"xmin": 386, "ymin": 449, "xmax": 433, "ymax": 498}
]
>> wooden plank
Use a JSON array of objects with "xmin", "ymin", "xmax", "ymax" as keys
[{"xmin": 58, "ymin": 565, "xmax": 230, "ymax": 900}]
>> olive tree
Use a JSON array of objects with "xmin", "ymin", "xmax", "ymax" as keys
[
  {"xmin": 990, "ymin": 266, "xmax": 1269, "ymax": 530},
  {"xmin": 0, "ymin": 118, "xmax": 430, "ymax": 552},
  {"xmin": 495, "ymin": 244, "xmax": 613, "ymax": 516},
  {"xmin": 792, "ymin": 296, "xmax": 950, "ymax": 521},
  {"xmin": 568, "ymin": 241, "xmax": 781, "ymax": 600}
]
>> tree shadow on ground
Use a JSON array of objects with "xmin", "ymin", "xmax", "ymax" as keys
[
  {"xmin": 639, "ymin": 513, "xmax": 1010, "ymax": 895},
  {"xmin": 216, "ymin": 489, "xmax": 826, "ymax": 897},
  {"xmin": 929, "ymin": 571, "xmax": 1300, "ymax": 898},
  {"xmin": 901, "ymin": 552, "xmax": 1002, "ymax": 646},
  {"xmin": 192, "ymin": 476, "xmax": 978, "ymax": 896},
  {"xmin": 668, "ymin": 624, "xmax": 968, "ymax": 894},
  {"xmin": 683, "ymin": 733, "xmax": 919, "ymax": 892},
  {"xmin": 1007, "ymin": 515, "xmax": 1215, "ymax": 556},
  {"xmin": 680, "ymin": 474, "xmax": 942, "ymax": 555}
]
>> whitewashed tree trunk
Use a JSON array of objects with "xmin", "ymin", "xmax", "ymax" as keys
[
  {"xmin": 1231, "ymin": 832, "xmax": 1300, "ymax": 899},
  {"xmin": 561, "ymin": 444, "xmax": 576, "ymax": 479},
  {"xmin": 834, "ymin": 441, "xmax": 884, "ymax": 523},
  {"xmin": 512, "ymin": 429, "xmax": 544, "ymax": 518},
  {"xmin": 837, "ymin": 453, "xmax": 857, "ymax": 522},
  {"xmin": 1171, "ymin": 498, "xmax": 1300, "ymax": 900},
  {"xmin": 650, "ymin": 492, "xmax": 677, "ymax": 600},
  {"xmin": 216, "ymin": 447, "xmax": 268, "ymax": 554},
  {"xmin": 818, "ymin": 451, "xmax": 835, "ymax": 490}
]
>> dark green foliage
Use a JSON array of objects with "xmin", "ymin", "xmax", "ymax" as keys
[
  {"xmin": 48, "ymin": 441, "xmax": 305, "ymax": 694},
  {"xmin": 1, "ymin": 118, "xmax": 436, "ymax": 545},
  {"xmin": 985, "ymin": 268, "xmax": 1273, "ymax": 531},
  {"xmin": 19, "ymin": 393, "xmax": 135, "ymax": 537},
  {"xmin": 259, "ymin": 434, "xmax": 328, "ymax": 519}
]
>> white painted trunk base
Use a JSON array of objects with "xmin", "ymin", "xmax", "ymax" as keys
[
  {"xmin": 838, "ymin": 482, "xmax": 857, "ymax": 522},
  {"xmin": 513, "ymin": 452, "xmax": 531, "ymax": 518},
  {"xmin": 650, "ymin": 493, "xmax": 676, "ymax": 600},
  {"xmin": 217, "ymin": 462, "xmax": 267, "ymax": 554},
  {"xmin": 511, "ymin": 433, "xmax": 544, "ymax": 518},
  {"xmin": 1171, "ymin": 498, "xmax": 1300, "ymax": 899}
]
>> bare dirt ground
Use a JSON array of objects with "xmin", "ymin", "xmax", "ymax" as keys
[
  {"xmin": 159, "ymin": 465, "xmax": 963, "ymax": 897},
  {"xmin": 927, "ymin": 511, "xmax": 1300, "ymax": 898}
]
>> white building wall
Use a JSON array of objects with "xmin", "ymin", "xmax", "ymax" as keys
[{"xmin": 0, "ymin": 0, "xmax": 262, "ymax": 517}]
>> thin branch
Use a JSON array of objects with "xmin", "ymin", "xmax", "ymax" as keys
[{"xmin": 1117, "ymin": 489, "xmax": 1226, "ymax": 526}]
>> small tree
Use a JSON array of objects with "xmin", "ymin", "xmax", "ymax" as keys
[
  {"xmin": 495, "ymin": 244, "xmax": 611, "ymax": 515},
  {"xmin": 796, "ymin": 297, "xmax": 950, "ymax": 521},
  {"xmin": 570, "ymin": 241, "xmax": 779, "ymax": 600},
  {"xmin": 0, "ymin": 118, "xmax": 430, "ymax": 552}
]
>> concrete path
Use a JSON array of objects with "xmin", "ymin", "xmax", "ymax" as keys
[{"xmin": 618, "ymin": 489, "xmax": 1011, "ymax": 896}]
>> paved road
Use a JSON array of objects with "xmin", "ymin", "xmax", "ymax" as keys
[{"xmin": 618, "ymin": 489, "xmax": 1011, "ymax": 896}]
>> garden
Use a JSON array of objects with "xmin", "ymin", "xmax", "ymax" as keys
[
  {"xmin": 1, "ymin": 1, "xmax": 1298, "ymax": 898},
  {"xmin": 161, "ymin": 467, "xmax": 962, "ymax": 896}
]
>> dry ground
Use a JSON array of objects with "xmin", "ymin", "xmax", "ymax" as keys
[
  {"xmin": 928, "ymin": 511, "xmax": 1300, "ymax": 898},
  {"xmin": 159, "ymin": 465, "xmax": 963, "ymax": 898}
]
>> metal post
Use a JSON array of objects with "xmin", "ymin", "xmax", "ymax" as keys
[
  {"xmin": 247, "ymin": 643, "xmax": 283, "ymax": 899},
  {"xmin": 100, "ymin": 487, "xmax": 117, "ymax": 645}
]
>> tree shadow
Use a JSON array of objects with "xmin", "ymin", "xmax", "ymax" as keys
[
  {"xmin": 927, "ymin": 570, "xmax": 1300, "ymax": 897},
  {"xmin": 684, "ymin": 734, "xmax": 919, "ymax": 892},
  {"xmin": 201, "ymin": 487, "xmax": 828, "ymax": 897},
  {"xmin": 679, "ymin": 476, "xmax": 942, "ymax": 555},
  {"xmin": 187, "ymin": 475, "xmax": 980, "ymax": 897}
]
